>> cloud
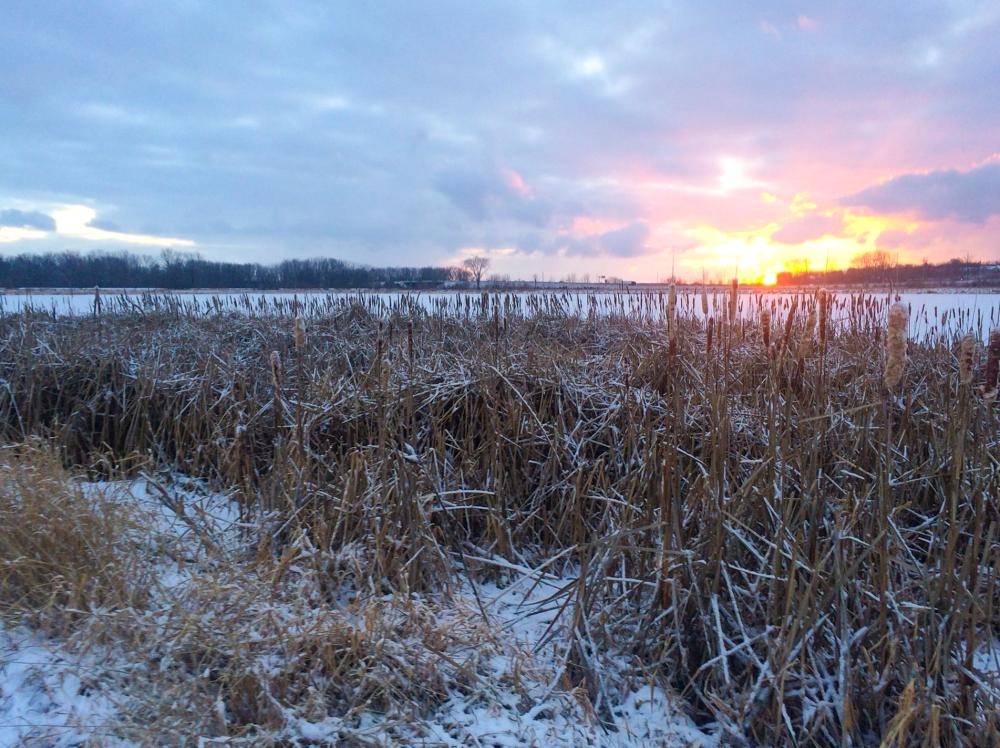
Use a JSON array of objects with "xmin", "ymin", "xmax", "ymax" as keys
[
  {"xmin": 0, "ymin": 209, "xmax": 55, "ymax": 231},
  {"xmin": 433, "ymin": 167, "xmax": 552, "ymax": 226},
  {"xmin": 0, "ymin": 1, "xmax": 997, "ymax": 277},
  {"xmin": 771, "ymin": 212, "xmax": 844, "ymax": 243},
  {"xmin": 557, "ymin": 221, "xmax": 653, "ymax": 257},
  {"xmin": 843, "ymin": 160, "xmax": 1000, "ymax": 223}
]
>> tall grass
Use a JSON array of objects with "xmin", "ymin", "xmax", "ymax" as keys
[{"xmin": 1, "ymin": 290, "xmax": 998, "ymax": 744}]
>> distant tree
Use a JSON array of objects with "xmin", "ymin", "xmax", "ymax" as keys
[
  {"xmin": 785, "ymin": 257, "xmax": 811, "ymax": 276},
  {"xmin": 851, "ymin": 250, "xmax": 898, "ymax": 282},
  {"xmin": 447, "ymin": 266, "xmax": 471, "ymax": 283},
  {"xmin": 851, "ymin": 250, "xmax": 897, "ymax": 270},
  {"xmin": 0, "ymin": 249, "xmax": 456, "ymax": 290},
  {"xmin": 463, "ymin": 256, "xmax": 490, "ymax": 290}
]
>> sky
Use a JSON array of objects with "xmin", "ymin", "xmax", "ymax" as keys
[{"xmin": 1, "ymin": 1, "xmax": 998, "ymax": 283}]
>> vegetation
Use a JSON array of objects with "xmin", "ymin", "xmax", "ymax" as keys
[
  {"xmin": 777, "ymin": 255, "xmax": 1000, "ymax": 287},
  {"xmin": 1, "ymin": 290, "xmax": 999, "ymax": 745},
  {"xmin": 0, "ymin": 249, "xmax": 460, "ymax": 290}
]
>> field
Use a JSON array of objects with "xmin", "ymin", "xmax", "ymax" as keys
[{"xmin": 1, "ymin": 289, "xmax": 999, "ymax": 746}]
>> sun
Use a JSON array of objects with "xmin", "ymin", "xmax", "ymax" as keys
[{"xmin": 761, "ymin": 270, "xmax": 778, "ymax": 286}]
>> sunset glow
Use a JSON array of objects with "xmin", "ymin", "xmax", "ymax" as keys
[{"xmin": 0, "ymin": 3, "xmax": 996, "ymax": 278}]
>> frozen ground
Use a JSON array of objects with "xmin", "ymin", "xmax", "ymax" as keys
[{"xmin": 0, "ymin": 476, "xmax": 715, "ymax": 747}]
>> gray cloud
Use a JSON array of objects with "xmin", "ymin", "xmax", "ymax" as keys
[
  {"xmin": 0, "ymin": 0, "xmax": 996, "ymax": 270},
  {"xmin": 0, "ymin": 209, "xmax": 55, "ymax": 231},
  {"xmin": 843, "ymin": 161, "xmax": 1000, "ymax": 223},
  {"xmin": 556, "ymin": 221, "xmax": 652, "ymax": 257},
  {"xmin": 434, "ymin": 168, "xmax": 552, "ymax": 226}
]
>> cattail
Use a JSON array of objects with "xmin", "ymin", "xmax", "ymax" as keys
[
  {"xmin": 269, "ymin": 350, "xmax": 284, "ymax": 428},
  {"xmin": 817, "ymin": 289, "xmax": 828, "ymax": 346},
  {"xmin": 729, "ymin": 278, "xmax": 738, "ymax": 322},
  {"xmin": 884, "ymin": 302, "xmax": 908, "ymax": 390},
  {"xmin": 781, "ymin": 296, "xmax": 799, "ymax": 351},
  {"xmin": 94, "ymin": 286, "xmax": 102, "ymax": 315},
  {"xmin": 269, "ymin": 350, "xmax": 283, "ymax": 389},
  {"xmin": 700, "ymin": 284, "xmax": 709, "ymax": 317},
  {"xmin": 798, "ymin": 307, "xmax": 816, "ymax": 359},
  {"xmin": 760, "ymin": 307, "xmax": 771, "ymax": 349},
  {"xmin": 959, "ymin": 335, "xmax": 974, "ymax": 386},
  {"xmin": 293, "ymin": 316, "xmax": 305, "ymax": 350},
  {"xmin": 986, "ymin": 329, "xmax": 1000, "ymax": 394},
  {"xmin": 668, "ymin": 283, "xmax": 677, "ymax": 321},
  {"xmin": 407, "ymin": 319, "xmax": 414, "ymax": 365},
  {"xmin": 706, "ymin": 317, "xmax": 714, "ymax": 357}
]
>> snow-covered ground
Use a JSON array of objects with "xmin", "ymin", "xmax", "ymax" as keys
[
  {"xmin": 0, "ymin": 477, "xmax": 715, "ymax": 747},
  {"xmin": 2, "ymin": 288, "xmax": 997, "ymax": 339},
  {"xmin": 0, "ymin": 290, "xmax": 1000, "ymax": 340}
]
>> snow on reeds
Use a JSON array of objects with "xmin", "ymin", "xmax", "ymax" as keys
[
  {"xmin": 884, "ymin": 301, "xmax": 908, "ymax": 390},
  {"xmin": 0, "ymin": 290, "xmax": 998, "ymax": 745}
]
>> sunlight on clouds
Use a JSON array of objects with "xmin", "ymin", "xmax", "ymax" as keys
[
  {"xmin": 790, "ymin": 193, "xmax": 818, "ymax": 215},
  {"xmin": 0, "ymin": 226, "xmax": 49, "ymax": 243},
  {"xmin": 681, "ymin": 204, "xmax": 920, "ymax": 283},
  {"xmin": 717, "ymin": 158, "xmax": 764, "ymax": 192},
  {"xmin": 51, "ymin": 205, "xmax": 194, "ymax": 247}
]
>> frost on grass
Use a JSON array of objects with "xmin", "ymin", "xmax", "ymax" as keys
[
  {"xmin": 0, "ymin": 469, "xmax": 711, "ymax": 746},
  {"xmin": 3, "ymin": 291, "xmax": 999, "ymax": 745}
]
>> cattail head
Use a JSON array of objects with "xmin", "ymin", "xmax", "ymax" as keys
[
  {"xmin": 293, "ymin": 316, "xmax": 305, "ymax": 350},
  {"xmin": 817, "ymin": 288, "xmax": 828, "ymax": 345},
  {"xmin": 959, "ymin": 335, "xmax": 974, "ymax": 386},
  {"xmin": 781, "ymin": 296, "xmax": 799, "ymax": 351},
  {"xmin": 729, "ymin": 278, "xmax": 738, "ymax": 322},
  {"xmin": 884, "ymin": 302, "xmax": 908, "ymax": 390},
  {"xmin": 760, "ymin": 307, "xmax": 771, "ymax": 349},
  {"xmin": 700, "ymin": 284, "xmax": 709, "ymax": 316},
  {"xmin": 668, "ymin": 283, "xmax": 677, "ymax": 321},
  {"xmin": 269, "ymin": 350, "xmax": 283, "ymax": 389}
]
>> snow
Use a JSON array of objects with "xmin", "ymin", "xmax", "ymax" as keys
[
  {"xmin": 0, "ymin": 477, "xmax": 715, "ymax": 747},
  {"xmin": 0, "ymin": 628, "xmax": 128, "ymax": 748},
  {"xmin": 422, "ymin": 567, "xmax": 716, "ymax": 747},
  {"xmin": 1, "ymin": 289, "xmax": 997, "ymax": 339}
]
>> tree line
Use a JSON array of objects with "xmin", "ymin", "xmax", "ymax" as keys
[
  {"xmin": 0, "ymin": 250, "xmax": 465, "ymax": 290},
  {"xmin": 776, "ymin": 253, "xmax": 1000, "ymax": 287}
]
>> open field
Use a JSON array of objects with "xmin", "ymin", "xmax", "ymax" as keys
[{"xmin": 2, "ymin": 289, "xmax": 1000, "ymax": 745}]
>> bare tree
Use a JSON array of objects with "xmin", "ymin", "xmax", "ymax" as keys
[
  {"xmin": 463, "ymin": 256, "xmax": 490, "ymax": 290},
  {"xmin": 447, "ymin": 266, "xmax": 470, "ymax": 283},
  {"xmin": 851, "ymin": 250, "xmax": 897, "ymax": 271},
  {"xmin": 851, "ymin": 250, "xmax": 898, "ymax": 282}
]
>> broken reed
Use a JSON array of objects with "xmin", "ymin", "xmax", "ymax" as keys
[
  {"xmin": 0, "ymin": 291, "xmax": 998, "ymax": 745},
  {"xmin": 987, "ymin": 328, "xmax": 1000, "ymax": 396}
]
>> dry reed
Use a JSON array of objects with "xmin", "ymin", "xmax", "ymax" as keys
[{"xmin": 0, "ymin": 290, "xmax": 997, "ymax": 745}]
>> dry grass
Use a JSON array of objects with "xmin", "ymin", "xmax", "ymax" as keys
[
  {"xmin": 1, "ymin": 289, "xmax": 999, "ymax": 745},
  {"xmin": 0, "ymin": 442, "xmax": 146, "ymax": 631}
]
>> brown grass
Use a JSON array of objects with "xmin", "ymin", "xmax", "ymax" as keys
[
  {"xmin": 1, "ymin": 289, "xmax": 999, "ymax": 745},
  {"xmin": 0, "ymin": 442, "xmax": 146, "ymax": 632}
]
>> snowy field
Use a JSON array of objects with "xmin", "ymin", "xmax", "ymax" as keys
[
  {"xmin": 2, "ymin": 288, "xmax": 999, "ymax": 338},
  {"xmin": 0, "ymin": 473, "xmax": 715, "ymax": 747}
]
